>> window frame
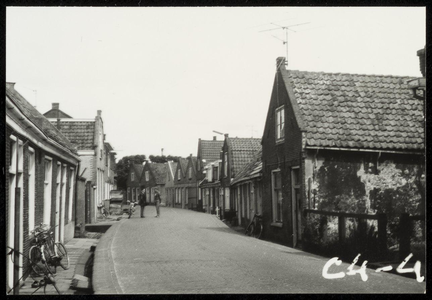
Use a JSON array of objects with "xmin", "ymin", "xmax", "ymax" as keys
[{"xmin": 275, "ymin": 105, "xmax": 285, "ymax": 143}]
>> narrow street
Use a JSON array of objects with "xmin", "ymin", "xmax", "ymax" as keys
[{"xmin": 93, "ymin": 206, "xmax": 425, "ymax": 294}]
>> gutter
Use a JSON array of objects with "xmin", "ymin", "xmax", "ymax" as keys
[{"xmin": 305, "ymin": 146, "xmax": 423, "ymax": 155}]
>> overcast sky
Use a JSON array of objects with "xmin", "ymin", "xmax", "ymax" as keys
[{"xmin": 6, "ymin": 7, "xmax": 425, "ymax": 160}]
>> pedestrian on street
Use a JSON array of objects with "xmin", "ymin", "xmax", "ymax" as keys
[
  {"xmin": 154, "ymin": 188, "xmax": 161, "ymax": 217},
  {"xmin": 139, "ymin": 188, "xmax": 147, "ymax": 218}
]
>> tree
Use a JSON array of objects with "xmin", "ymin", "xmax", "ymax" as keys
[
  {"xmin": 116, "ymin": 155, "xmax": 146, "ymax": 190},
  {"xmin": 149, "ymin": 155, "xmax": 181, "ymax": 163}
]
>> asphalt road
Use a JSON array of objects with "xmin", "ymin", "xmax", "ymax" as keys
[{"xmin": 93, "ymin": 206, "xmax": 425, "ymax": 294}]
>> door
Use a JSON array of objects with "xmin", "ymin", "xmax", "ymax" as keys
[{"xmin": 291, "ymin": 167, "xmax": 302, "ymax": 247}]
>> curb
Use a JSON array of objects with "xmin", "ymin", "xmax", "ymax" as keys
[{"xmin": 92, "ymin": 221, "xmax": 123, "ymax": 294}]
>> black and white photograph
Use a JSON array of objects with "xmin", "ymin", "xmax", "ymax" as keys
[{"xmin": 5, "ymin": 6, "xmax": 426, "ymax": 295}]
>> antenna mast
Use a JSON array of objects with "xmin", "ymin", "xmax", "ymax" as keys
[{"xmin": 260, "ymin": 22, "xmax": 310, "ymax": 67}]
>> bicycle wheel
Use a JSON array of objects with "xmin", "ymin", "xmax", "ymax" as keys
[
  {"xmin": 28, "ymin": 246, "xmax": 49, "ymax": 277},
  {"xmin": 253, "ymin": 223, "xmax": 263, "ymax": 239},
  {"xmin": 245, "ymin": 223, "xmax": 255, "ymax": 236},
  {"xmin": 55, "ymin": 243, "xmax": 70, "ymax": 270}
]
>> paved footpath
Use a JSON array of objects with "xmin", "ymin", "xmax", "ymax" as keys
[
  {"xmin": 18, "ymin": 238, "xmax": 98, "ymax": 295},
  {"xmin": 93, "ymin": 206, "xmax": 426, "ymax": 294}
]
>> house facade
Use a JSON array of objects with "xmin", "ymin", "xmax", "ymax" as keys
[
  {"xmin": 197, "ymin": 137, "xmax": 224, "ymax": 213},
  {"xmin": 164, "ymin": 161, "xmax": 178, "ymax": 207},
  {"xmin": 230, "ymin": 149, "xmax": 263, "ymax": 227},
  {"xmin": 220, "ymin": 135, "xmax": 262, "ymax": 222},
  {"xmin": 126, "ymin": 163, "xmax": 143, "ymax": 203},
  {"xmin": 173, "ymin": 155, "xmax": 198, "ymax": 209},
  {"xmin": 43, "ymin": 104, "xmax": 117, "ymax": 223},
  {"xmin": 6, "ymin": 83, "xmax": 81, "ymax": 291},
  {"xmin": 140, "ymin": 161, "xmax": 167, "ymax": 204},
  {"xmin": 261, "ymin": 57, "xmax": 425, "ymax": 256}
]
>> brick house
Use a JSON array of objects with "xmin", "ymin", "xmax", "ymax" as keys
[
  {"xmin": 140, "ymin": 161, "xmax": 167, "ymax": 204},
  {"xmin": 230, "ymin": 149, "xmax": 263, "ymax": 226},
  {"xmin": 220, "ymin": 135, "xmax": 261, "ymax": 223},
  {"xmin": 261, "ymin": 57, "xmax": 425, "ymax": 256},
  {"xmin": 197, "ymin": 136, "xmax": 224, "ymax": 213},
  {"xmin": 43, "ymin": 104, "xmax": 116, "ymax": 223},
  {"xmin": 6, "ymin": 83, "xmax": 81, "ymax": 291},
  {"xmin": 173, "ymin": 155, "xmax": 198, "ymax": 209},
  {"xmin": 126, "ymin": 163, "xmax": 143, "ymax": 203},
  {"xmin": 164, "ymin": 161, "xmax": 178, "ymax": 207}
]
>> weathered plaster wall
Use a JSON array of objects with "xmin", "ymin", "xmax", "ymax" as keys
[
  {"xmin": 303, "ymin": 149, "xmax": 424, "ymax": 258},
  {"xmin": 304, "ymin": 150, "xmax": 424, "ymax": 216}
]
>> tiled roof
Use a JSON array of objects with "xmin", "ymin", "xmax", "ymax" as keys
[
  {"xmin": 48, "ymin": 120, "xmax": 95, "ymax": 150},
  {"xmin": 232, "ymin": 149, "xmax": 262, "ymax": 185},
  {"xmin": 200, "ymin": 140, "xmax": 224, "ymax": 162},
  {"xmin": 167, "ymin": 161, "xmax": 178, "ymax": 179},
  {"xmin": 133, "ymin": 164, "xmax": 144, "ymax": 180},
  {"xmin": 286, "ymin": 70, "xmax": 424, "ymax": 151},
  {"xmin": 6, "ymin": 83, "xmax": 78, "ymax": 155},
  {"xmin": 149, "ymin": 163, "xmax": 167, "ymax": 185},
  {"xmin": 227, "ymin": 138, "xmax": 262, "ymax": 177},
  {"xmin": 43, "ymin": 108, "xmax": 72, "ymax": 118},
  {"xmin": 178, "ymin": 158, "xmax": 189, "ymax": 174}
]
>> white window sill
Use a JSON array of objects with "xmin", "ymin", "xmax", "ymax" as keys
[
  {"xmin": 271, "ymin": 222, "xmax": 283, "ymax": 228},
  {"xmin": 276, "ymin": 139, "xmax": 285, "ymax": 145}
]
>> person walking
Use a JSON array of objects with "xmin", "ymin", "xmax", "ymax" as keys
[
  {"xmin": 154, "ymin": 188, "xmax": 161, "ymax": 217},
  {"xmin": 139, "ymin": 188, "xmax": 147, "ymax": 218}
]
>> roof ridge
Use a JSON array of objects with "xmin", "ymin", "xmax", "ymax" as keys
[{"xmin": 287, "ymin": 69, "xmax": 416, "ymax": 78}]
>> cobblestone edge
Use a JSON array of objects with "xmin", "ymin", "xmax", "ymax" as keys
[{"xmin": 92, "ymin": 221, "xmax": 123, "ymax": 294}]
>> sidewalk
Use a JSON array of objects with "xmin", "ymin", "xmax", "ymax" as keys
[{"xmin": 18, "ymin": 238, "xmax": 98, "ymax": 295}]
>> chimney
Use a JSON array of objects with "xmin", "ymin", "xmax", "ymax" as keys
[
  {"xmin": 213, "ymin": 136, "xmax": 217, "ymax": 141},
  {"xmin": 417, "ymin": 47, "xmax": 425, "ymax": 77},
  {"xmin": 224, "ymin": 133, "xmax": 229, "ymax": 138},
  {"xmin": 97, "ymin": 110, "xmax": 102, "ymax": 117},
  {"xmin": 52, "ymin": 103, "xmax": 59, "ymax": 110},
  {"xmin": 276, "ymin": 57, "xmax": 286, "ymax": 70}
]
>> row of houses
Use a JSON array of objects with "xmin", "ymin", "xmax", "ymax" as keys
[
  {"xmin": 127, "ymin": 48, "xmax": 425, "ymax": 259},
  {"xmin": 5, "ymin": 84, "xmax": 117, "ymax": 291}
]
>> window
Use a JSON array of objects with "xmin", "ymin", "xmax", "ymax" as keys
[
  {"xmin": 213, "ymin": 166, "xmax": 218, "ymax": 182},
  {"xmin": 188, "ymin": 167, "xmax": 192, "ymax": 179},
  {"xmin": 275, "ymin": 105, "xmax": 285, "ymax": 142},
  {"xmin": 131, "ymin": 172, "xmax": 135, "ymax": 182},
  {"xmin": 177, "ymin": 169, "xmax": 181, "ymax": 181},
  {"xmin": 272, "ymin": 169, "xmax": 283, "ymax": 223},
  {"xmin": 43, "ymin": 157, "xmax": 52, "ymax": 225},
  {"xmin": 68, "ymin": 168, "xmax": 75, "ymax": 222},
  {"xmin": 145, "ymin": 171, "xmax": 149, "ymax": 182},
  {"xmin": 224, "ymin": 152, "xmax": 228, "ymax": 177}
]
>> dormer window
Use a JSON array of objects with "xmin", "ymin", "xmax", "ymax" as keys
[
  {"xmin": 177, "ymin": 169, "xmax": 181, "ymax": 181},
  {"xmin": 188, "ymin": 167, "xmax": 192, "ymax": 179},
  {"xmin": 275, "ymin": 105, "xmax": 285, "ymax": 142},
  {"xmin": 131, "ymin": 172, "xmax": 135, "ymax": 182}
]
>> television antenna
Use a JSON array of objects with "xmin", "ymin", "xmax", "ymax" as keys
[{"xmin": 259, "ymin": 22, "xmax": 310, "ymax": 67}]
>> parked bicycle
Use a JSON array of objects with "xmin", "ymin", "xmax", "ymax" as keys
[
  {"xmin": 127, "ymin": 200, "xmax": 137, "ymax": 219},
  {"xmin": 245, "ymin": 213, "xmax": 263, "ymax": 239},
  {"xmin": 98, "ymin": 202, "xmax": 110, "ymax": 218},
  {"xmin": 6, "ymin": 246, "xmax": 61, "ymax": 295},
  {"xmin": 28, "ymin": 224, "xmax": 70, "ymax": 276}
]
